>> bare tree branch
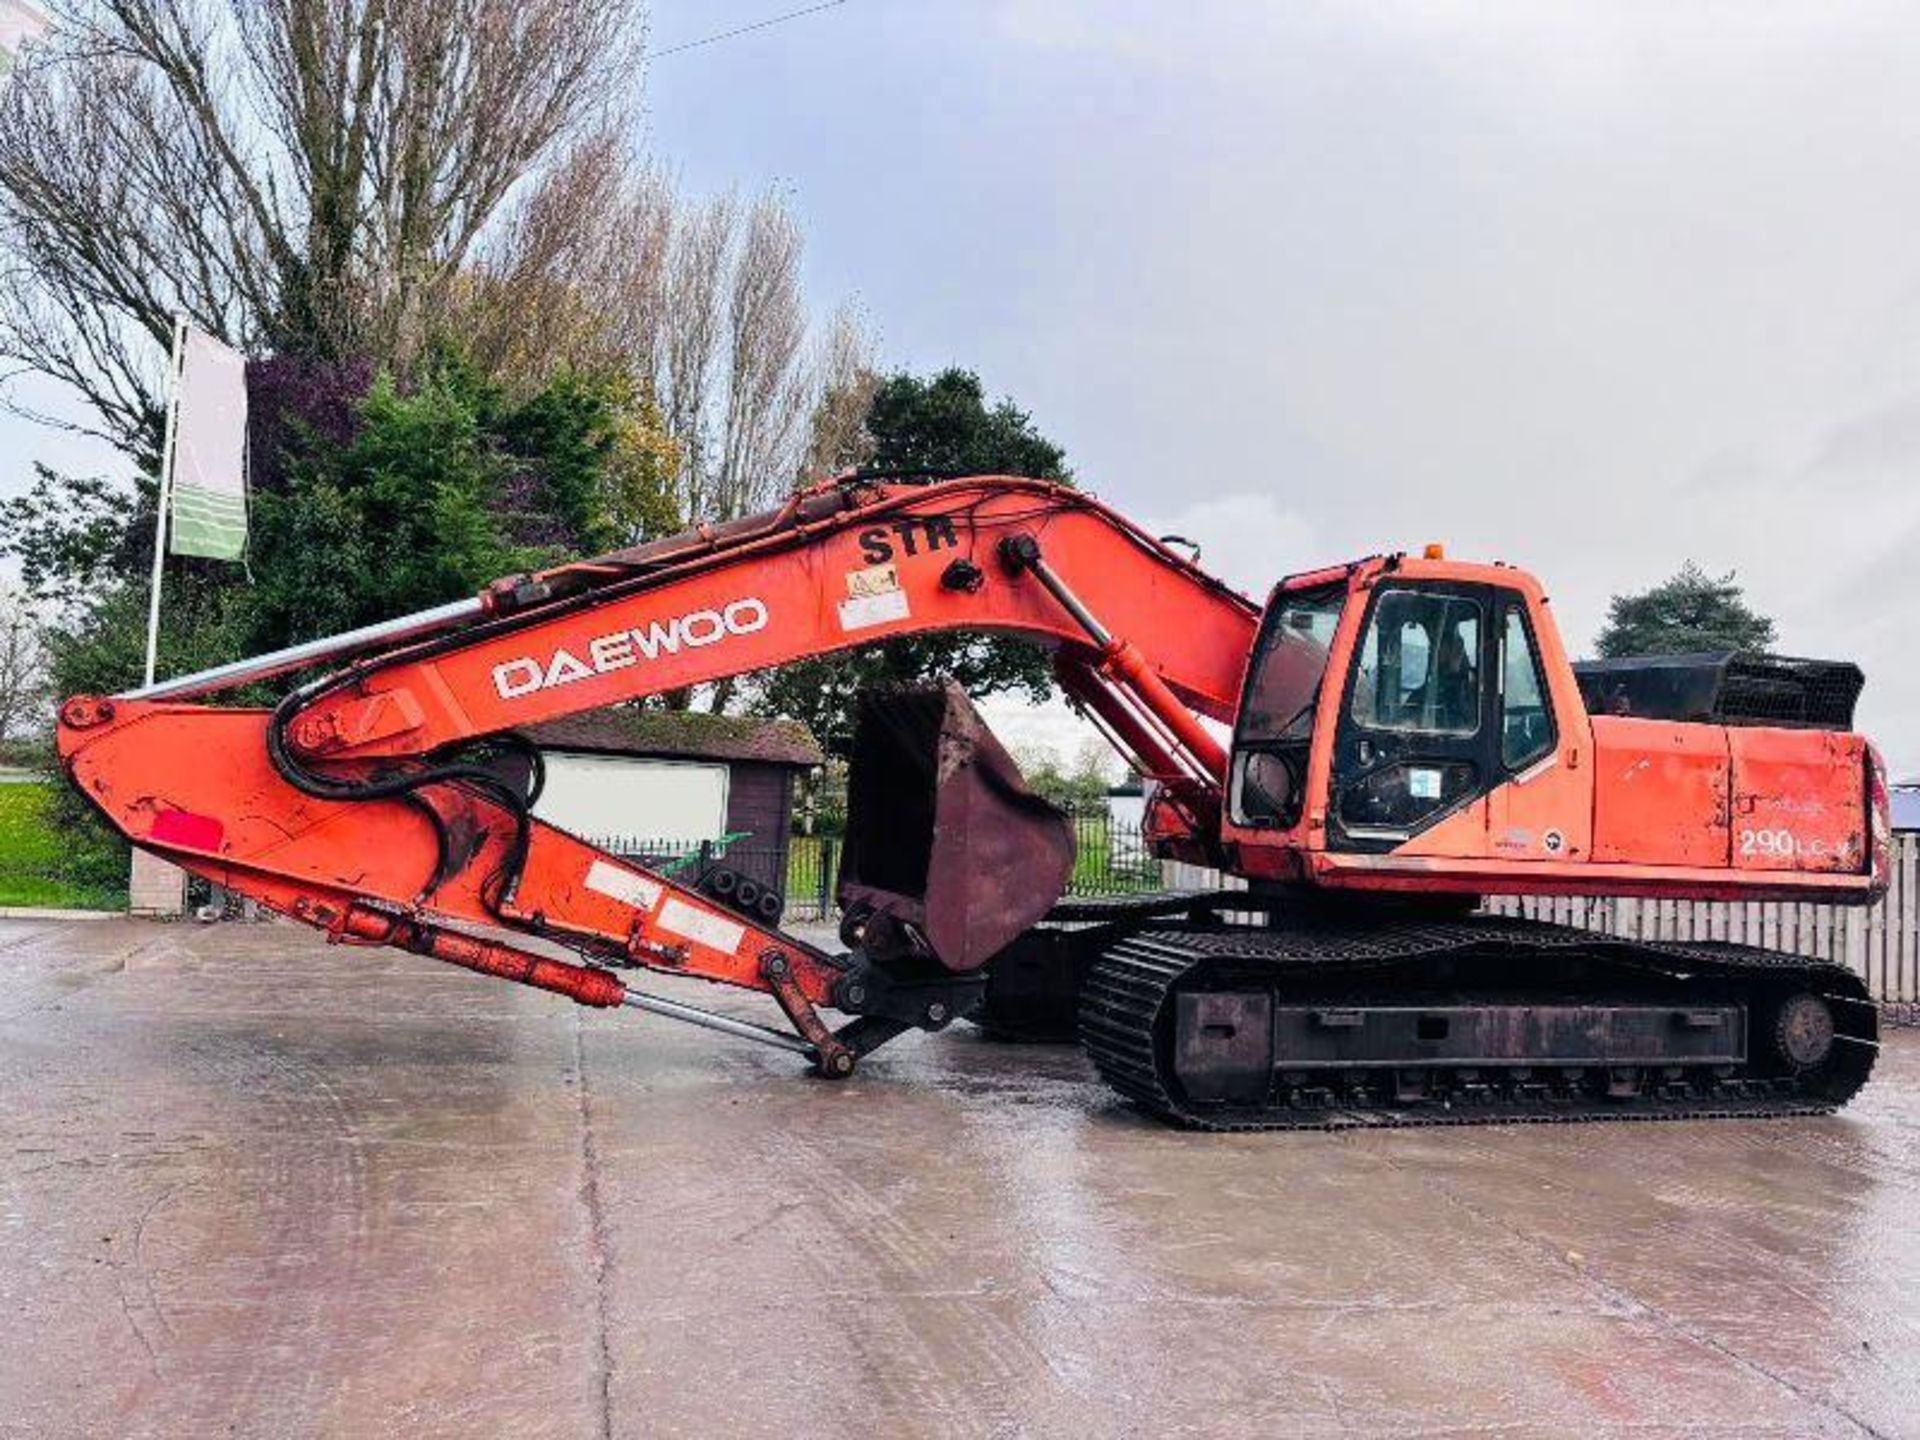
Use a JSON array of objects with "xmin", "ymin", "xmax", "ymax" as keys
[
  {"xmin": 0, "ymin": 0, "xmax": 644, "ymax": 455},
  {"xmin": 804, "ymin": 302, "xmax": 878, "ymax": 478},
  {"xmin": 467, "ymin": 164, "xmax": 859, "ymax": 531},
  {"xmin": 0, "ymin": 593, "xmax": 50, "ymax": 745}
]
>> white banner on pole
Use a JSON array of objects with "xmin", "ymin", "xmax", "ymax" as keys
[
  {"xmin": 168, "ymin": 327, "xmax": 250, "ymax": 561},
  {"xmin": 0, "ymin": 0, "xmax": 49, "ymax": 77}
]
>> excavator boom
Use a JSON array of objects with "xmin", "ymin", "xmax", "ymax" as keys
[{"xmin": 60, "ymin": 476, "xmax": 1256, "ymax": 1074}]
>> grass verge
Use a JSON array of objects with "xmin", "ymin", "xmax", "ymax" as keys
[{"xmin": 0, "ymin": 782, "xmax": 126, "ymax": 911}]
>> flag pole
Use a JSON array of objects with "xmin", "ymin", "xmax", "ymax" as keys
[{"xmin": 142, "ymin": 314, "xmax": 188, "ymax": 689}]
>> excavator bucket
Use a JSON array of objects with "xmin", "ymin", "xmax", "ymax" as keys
[{"xmin": 838, "ymin": 682, "xmax": 1075, "ymax": 973}]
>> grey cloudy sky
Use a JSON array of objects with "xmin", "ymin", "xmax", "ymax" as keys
[
  {"xmin": 8, "ymin": 1, "xmax": 1919, "ymax": 769},
  {"xmin": 643, "ymin": 0, "xmax": 1920, "ymax": 769}
]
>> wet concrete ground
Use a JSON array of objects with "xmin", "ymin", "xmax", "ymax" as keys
[{"xmin": 1, "ymin": 916, "xmax": 1916, "ymax": 1439}]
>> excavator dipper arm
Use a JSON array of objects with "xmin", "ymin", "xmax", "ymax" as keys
[{"xmin": 58, "ymin": 477, "xmax": 1257, "ymax": 1070}]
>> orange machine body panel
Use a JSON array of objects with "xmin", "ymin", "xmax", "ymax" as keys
[
  {"xmin": 1589, "ymin": 717, "xmax": 1731, "ymax": 867},
  {"xmin": 1221, "ymin": 555, "xmax": 1884, "ymax": 906},
  {"xmin": 1728, "ymin": 727, "xmax": 1871, "ymax": 875}
]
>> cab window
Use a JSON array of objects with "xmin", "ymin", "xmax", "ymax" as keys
[
  {"xmin": 1500, "ymin": 604, "xmax": 1555, "ymax": 770},
  {"xmin": 1231, "ymin": 582, "xmax": 1347, "ymax": 828},
  {"xmin": 1349, "ymin": 591, "xmax": 1482, "ymax": 736},
  {"xmin": 1238, "ymin": 584, "xmax": 1346, "ymax": 744}
]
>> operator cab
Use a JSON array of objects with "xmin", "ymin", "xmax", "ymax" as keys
[{"xmin": 1229, "ymin": 557, "xmax": 1565, "ymax": 858}]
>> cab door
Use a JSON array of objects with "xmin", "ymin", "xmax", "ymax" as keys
[
  {"xmin": 1328, "ymin": 583, "xmax": 1498, "ymax": 855},
  {"xmin": 1485, "ymin": 591, "xmax": 1591, "ymax": 863}
]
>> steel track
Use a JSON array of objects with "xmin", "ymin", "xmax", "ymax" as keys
[{"xmin": 1078, "ymin": 914, "xmax": 1879, "ymax": 1131}]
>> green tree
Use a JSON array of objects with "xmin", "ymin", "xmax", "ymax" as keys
[
  {"xmin": 1013, "ymin": 740, "xmax": 1117, "ymax": 812},
  {"xmin": 0, "ymin": 469, "xmax": 140, "ymax": 606},
  {"xmin": 497, "ymin": 370, "xmax": 682, "ymax": 558},
  {"xmin": 37, "ymin": 579, "xmax": 240, "ymax": 713},
  {"xmin": 246, "ymin": 358, "xmax": 688, "ymax": 651},
  {"xmin": 245, "ymin": 360, "xmax": 682, "ymax": 650},
  {"xmin": 1595, "ymin": 562, "xmax": 1778, "ymax": 659},
  {"xmin": 242, "ymin": 369, "xmax": 525, "ymax": 647},
  {"xmin": 3, "ymin": 351, "xmax": 682, "ymax": 689},
  {"xmin": 864, "ymin": 369, "xmax": 1068, "ymax": 478},
  {"xmin": 10, "ymin": 353, "xmax": 682, "ymax": 888},
  {"xmin": 749, "ymin": 368, "xmax": 1072, "ymax": 755}
]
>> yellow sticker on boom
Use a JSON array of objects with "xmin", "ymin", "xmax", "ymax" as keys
[{"xmin": 846, "ymin": 562, "xmax": 901, "ymax": 599}]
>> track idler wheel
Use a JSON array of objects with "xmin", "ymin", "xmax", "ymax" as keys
[{"xmin": 1773, "ymin": 993, "xmax": 1837, "ymax": 1071}]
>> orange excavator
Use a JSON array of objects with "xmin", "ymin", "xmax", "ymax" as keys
[{"xmin": 58, "ymin": 474, "xmax": 1887, "ymax": 1127}]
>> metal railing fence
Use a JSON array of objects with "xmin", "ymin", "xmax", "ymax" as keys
[{"xmin": 1485, "ymin": 833, "xmax": 1919, "ymax": 1018}]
